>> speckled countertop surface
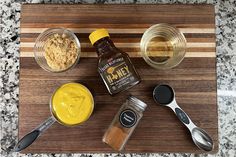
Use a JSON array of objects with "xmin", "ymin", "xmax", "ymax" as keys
[{"xmin": 0, "ymin": 0, "xmax": 236, "ymax": 157}]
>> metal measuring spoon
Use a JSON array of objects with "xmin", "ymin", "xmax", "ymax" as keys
[
  {"xmin": 13, "ymin": 89, "xmax": 59, "ymax": 152},
  {"xmin": 13, "ymin": 116, "xmax": 56, "ymax": 152},
  {"xmin": 13, "ymin": 83, "xmax": 94, "ymax": 152},
  {"xmin": 13, "ymin": 88, "xmax": 61, "ymax": 152},
  {"xmin": 153, "ymin": 84, "xmax": 214, "ymax": 151}
]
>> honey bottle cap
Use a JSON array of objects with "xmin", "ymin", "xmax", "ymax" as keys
[{"xmin": 89, "ymin": 29, "xmax": 110, "ymax": 45}]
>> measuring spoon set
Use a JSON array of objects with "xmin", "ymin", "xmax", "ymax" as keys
[{"xmin": 153, "ymin": 84, "xmax": 214, "ymax": 151}]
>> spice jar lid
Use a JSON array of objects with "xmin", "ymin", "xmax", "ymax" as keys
[{"xmin": 128, "ymin": 96, "xmax": 147, "ymax": 111}]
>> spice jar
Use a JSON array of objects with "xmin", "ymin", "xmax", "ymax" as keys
[
  {"xmin": 102, "ymin": 96, "xmax": 147, "ymax": 151},
  {"xmin": 89, "ymin": 29, "xmax": 141, "ymax": 95}
]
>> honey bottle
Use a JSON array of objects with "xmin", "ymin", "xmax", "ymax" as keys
[{"xmin": 89, "ymin": 29, "xmax": 141, "ymax": 95}]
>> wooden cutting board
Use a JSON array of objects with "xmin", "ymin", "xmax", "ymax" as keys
[{"xmin": 19, "ymin": 4, "xmax": 218, "ymax": 153}]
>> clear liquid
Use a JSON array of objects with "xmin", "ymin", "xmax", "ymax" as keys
[{"xmin": 145, "ymin": 36, "xmax": 174, "ymax": 63}]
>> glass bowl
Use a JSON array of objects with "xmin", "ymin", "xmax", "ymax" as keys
[
  {"xmin": 140, "ymin": 24, "xmax": 186, "ymax": 69},
  {"xmin": 34, "ymin": 28, "xmax": 81, "ymax": 73}
]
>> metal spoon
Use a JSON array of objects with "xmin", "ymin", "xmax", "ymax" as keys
[
  {"xmin": 13, "ymin": 88, "xmax": 59, "ymax": 152},
  {"xmin": 13, "ymin": 83, "xmax": 94, "ymax": 152},
  {"xmin": 153, "ymin": 84, "xmax": 214, "ymax": 151},
  {"xmin": 13, "ymin": 116, "xmax": 56, "ymax": 152}
]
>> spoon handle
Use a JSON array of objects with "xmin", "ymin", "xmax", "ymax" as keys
[
  {"xmin": 168, "ymin": 100, "xmax": 196, "ymax": 131},
  {"xmin": 13, "ymin": 116, "xmax": 56, "ymax": 152}
]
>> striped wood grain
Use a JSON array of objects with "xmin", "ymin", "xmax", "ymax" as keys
[{"xmin": 19, "ymin": 4, "xmax": 218, "ymax": 153}]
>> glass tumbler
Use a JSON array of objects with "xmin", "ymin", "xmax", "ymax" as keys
[{"xmin": 140, "ymin": 24, "xmax": 186, "ymax": 69}]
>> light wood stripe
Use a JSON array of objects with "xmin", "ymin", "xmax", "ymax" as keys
[
  {"xmin": 21, "ymin": 28, "xmax": 215, "ymax": 34},
  {"xmin": 20, "ymin": 42, "xmax": 216, "ymax": 48},
  {"xmin": 20, "ymin": 51, "xmax": 216, "ymax": 58},
  {"xmin": 20, "ymin": 37, "xmax": 216, "ymax": 43},
  {"xmin": 20, "ymin": 36, "xmax": 216, "ymax": 43}
]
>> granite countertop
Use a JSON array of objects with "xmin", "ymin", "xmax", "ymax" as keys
[{"xmin": 0, "ymin": 0, "xmax": 236, "ymax": 157}]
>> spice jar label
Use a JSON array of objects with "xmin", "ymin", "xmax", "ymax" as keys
[{"xmin": 119, "ymin": 109, "xmax": 137, "ymax": 128}]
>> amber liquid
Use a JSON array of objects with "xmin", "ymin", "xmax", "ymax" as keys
[
  {"xmin": 145, "ymin": 36, "xmax": 174, "ymax": 63},
  {"xmin": 94, "ymin": 37, "xmax": 140, "ymax": 95}
]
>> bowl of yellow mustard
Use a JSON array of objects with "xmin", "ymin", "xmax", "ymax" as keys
[
  {"xmin": 14, "ymin": 82, "xmax": 94, "ymax": 152},
  {"xmin": 51, "ymin": 82, "xmax": 94, "ymax": 126},
  {"xmin": 34, "ymin": 28, "xmax": 81, "ymax": 72}
]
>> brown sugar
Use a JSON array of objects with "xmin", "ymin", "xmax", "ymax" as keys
[{"xmin": 44, "ymin": 33, "xmax": 78, "ymax": 70}]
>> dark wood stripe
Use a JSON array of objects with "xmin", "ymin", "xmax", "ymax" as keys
[
  {"xmin": 22, "ymin": 4, "xmax": 214, "ymax": 15},
  {"xmin": 21, "ymin": 23, "xmax": 215, "ymax": 28},
  {"xmin": 20, "ymin": 33, "xmax": 216, "ymax": 44},
  {"xmin": 21, "ymin": 17, "xmax": 215, "ymax": 24}
]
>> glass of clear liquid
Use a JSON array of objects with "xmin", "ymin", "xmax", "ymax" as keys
[{"xmin": 140, "ymin": 23, "xmax": 186, "ymax": 69}]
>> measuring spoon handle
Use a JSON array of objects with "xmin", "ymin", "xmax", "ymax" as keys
[
  {"xmin": 13, "ymin": 116, "xmax": 56, "ymax": 152},
  {"xmin": 168, "ymin": 100, "xmax": 196, "ymax": 131}
]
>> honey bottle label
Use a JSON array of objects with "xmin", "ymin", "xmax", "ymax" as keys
[{"xmin": 99, "ymin": 56, "xmax": 136, "ymax": 93}]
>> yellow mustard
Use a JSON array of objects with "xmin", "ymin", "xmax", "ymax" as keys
[{"xmin": 51, "ymin": 83, "xmax": 94, "ymax": 125}]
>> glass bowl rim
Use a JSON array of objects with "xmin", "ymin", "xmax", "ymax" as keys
[
  {"xmin": 140, "ymin": 23, "xmax": 187, "ymax": 70},
  {"xmin": 34, "ymin": 27, "xmax": 81, "ymax": 73}
]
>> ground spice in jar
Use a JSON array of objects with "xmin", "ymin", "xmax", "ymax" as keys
[
  {"xmin": 103, "ymin": 126, "xmax": 128, "ymax": 151},
  {"xmin": 102, "ymin": 96, "xmax": 147, "ymax": 151}
]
